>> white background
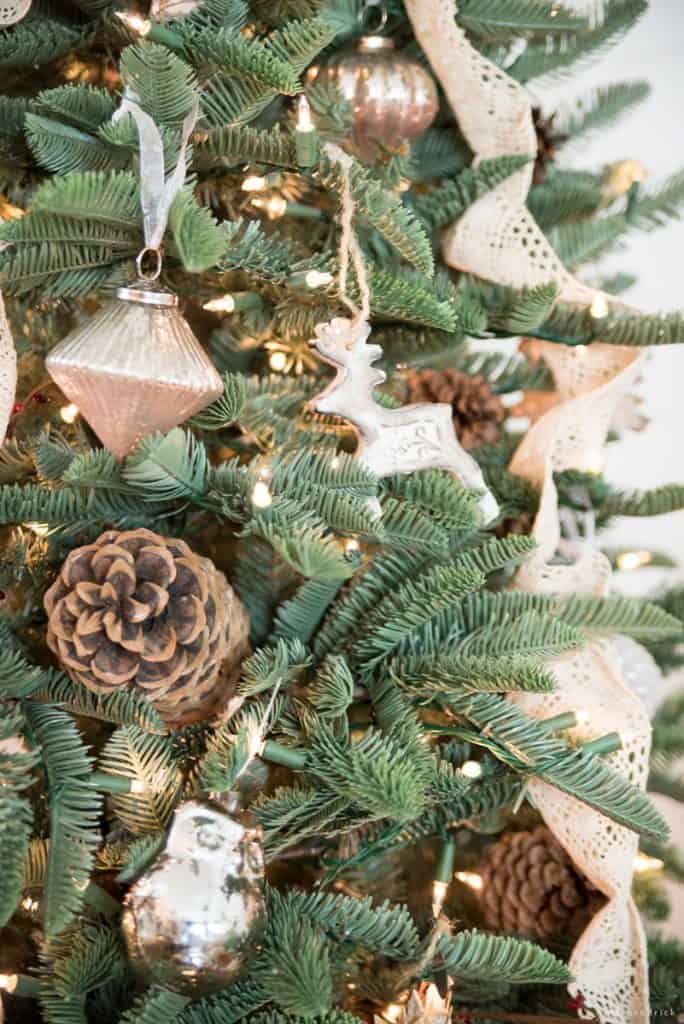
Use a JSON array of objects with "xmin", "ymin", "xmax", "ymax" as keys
[
  {"xmin": 537, "ymin": 0, "xmax": 684, "ymax": 579},
  {"xmin": 536, "ymin": 0, "xmax": 684, "ymax": 936}
]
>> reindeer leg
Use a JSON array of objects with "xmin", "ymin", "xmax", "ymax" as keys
[{"xmin": 441, "ymin": 442, "xmax": 499, "ymax": 525}]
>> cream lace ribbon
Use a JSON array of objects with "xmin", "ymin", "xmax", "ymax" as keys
[
  {"xmin": 403, "ymin": 1, "xmax": 652, "ymax": 1019},
  {"xmin": 0, "ymin": 293, "xmax": 16, "ymax": 448}
]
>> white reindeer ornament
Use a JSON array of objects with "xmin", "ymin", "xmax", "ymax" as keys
[{"xmin": 310, "ymin": 317, "xmax": 499, "ymax": 524}]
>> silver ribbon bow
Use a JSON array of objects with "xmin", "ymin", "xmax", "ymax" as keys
[{"xmin": 113, "ymin": 89, "xmax": 200, "ymax": 253}]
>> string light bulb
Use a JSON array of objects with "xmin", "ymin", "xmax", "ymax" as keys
[
  {"xmin": 269, "ymin": 351, "xmax": 287, "ymax": 372},
  {"xmin": 431, "ymin": 879, "xmax": 448, "ymax": 918},
  {"xmin": 295, "ymin": 95, "xmax": 318, "ymax": 167},
  {"xmin": 242, "ymin": 175, "xmax": 267, "ymax": 192},
  {"xmin": 252, "ymin": 195, "xmax": 287, "ymax": 220},
  {"xmin": 203, "ymin": 295, "xmax": 236, "ymax": 313},
  {"xmin": 590, "ymin": 295, "xmax": 609, "ymax": 320},
  {"xmin": 115, "ymin": 10, "xmax": 151, "ymax": 35},
  {"xmin": 60, "ymin": 403, "xmax": 79, "ymax": 424},
  {"xmin": 305, "ymin": 270, "xmax": 333, "ymax": 289},
  {"xmin": 633, "ymin": 852, "xmax": 664, "ymax": 874},
  {"xmin": 454, "ymin": 870, "xmax": 483, "ymax": 891},
  {"xmin": 617, "ymin": 549, "xmax": 652, "ymax": 571},
  {"xmin": 25, "ymin": 522, "xmax": 49, "ymax": 537},
  {"xmin": 584, "ymin": 449, "xmax": 603, "ymax": 474},
  {"xmin": 460, "ymin": 759, "xmax": 482, "ymax": 779},
  {"xmin": 0, "ymin": 977, "xmax": 17, "ymax": 993},
  {"xmin": 344, "ymin": 537, "xmax": 360, "ymax": 556},
  {"xmin": 251, "ymin": 480, "xmax": 273, "ymax": 509}
]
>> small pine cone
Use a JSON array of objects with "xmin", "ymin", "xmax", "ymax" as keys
[
  {"xmin": 404, "ymin": 369, "xmax": 505, "ymax": 449},
  {"xmin": 44, "ymin": 528, "xmax": 250, "ymax": 728},
  {"xmin": 480, "ymin": 826, "xmax": 604, "ymax": 941},
  {"xmin": 531, "ymin": 106, "xmax": 568, "ymax": 186}
]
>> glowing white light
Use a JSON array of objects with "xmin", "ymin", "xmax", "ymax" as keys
[
  {"xmin": 617, "ymin": 549, "xmax": 652, "ymax": 571},
  {"xmin": 130, "ymin": 779, "xmax": 146, "ymax": 794},
  {"xmin": 345, "ymin": 537, "xmax": 360, "ymax": 555},
  {"xmin": 266, "ymin": 195, "xmax": 287, "ymax": 219},
  {"xmin": 584, "ymin": 450, "xmax": 603, "ymax": 474},
  {"xmin": 384, "ymin": 1004, "xmax": 404, "ymax": 1023},
  {"xmin": 60, "ymin": 403, "xmax": 79, "ymax": 424},
  {"xmin": 590, "ymin": 295, "xmax": 609, "ymax": 319},
  {"xmin": 362, "ymin": 35, "xmax": 388, "ymax": 50},
  {"xmin": 633, "ymin": 853, "xmax": 664, "ymax": 874},
  {"xmin": 242, "ymin": 175, "xmax": 267, "ymax": 192},
  {"xmin": 252, "ymin": 195, "xmax": 287, "ymax": 219},
  {"xmin": 305, "ymin": 270, "xmax": 333, "ymax": 289},
  {"xmin": 25, "ymin": 522, "xmax": 49, "ymax": 537},
  {"xmin": 296, "ymin": 94, "xmax": 314, "ymax": 132},
  {"xmin": 455, "ymin": 871, "xmax": 483, "ymax": 891},
  {"xmin": 269, "ymin": 351, "xmax": 287, "ymax": 372},
  {"xmin": 115, "ymin": 10, "xmax": 151, "ymax": 35},
  {"xmin": 431, "ymin": 879, "xmax": 448, "ymax": 918},
  {"xmin": 251, "ymin": 481, "xmax": 272, "ymax": 508},
  {"xmin": 0, "ymin": 976, "xmax": 17, "ymax": 993},
  {"xmin": 460, "ymin": 760, "xmax": 482, "ymax": 779},
  {"xmin": 203, "ymin": 295, "xmax": 236, "ymax": 313}
]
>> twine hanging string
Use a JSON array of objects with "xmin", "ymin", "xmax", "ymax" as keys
[{"xmin": 324, "ymin": 142, "xmax": 371, "ymax": 325}]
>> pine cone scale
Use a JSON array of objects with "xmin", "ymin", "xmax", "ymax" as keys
[
  {"xmin": 480, "ymin": 826, "xmax": 605, "ymax": 941},
  {"xmin": 404, "ymin": 369, "xmax": 505, "ymax": 449},
  {"xmin": 45, "ymin": 528, "xmax": 250, "ymax": 726}
]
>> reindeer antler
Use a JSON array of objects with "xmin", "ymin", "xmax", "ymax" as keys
[{"xmin": 312, "ymin": 316, "xmax": 370, "ymax": 355}]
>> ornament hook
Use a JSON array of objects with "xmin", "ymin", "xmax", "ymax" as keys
[
  {"xmin": 135, "ymin": 246, "xmax": 163, "ymax": 282},
  {"xmin": 359, "ymin": 0, "xmax": 388, "ymax": 34}
]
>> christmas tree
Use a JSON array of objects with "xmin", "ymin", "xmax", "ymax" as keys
[{"xmin": 0, "ymin": 1, "xmax": 683, "ymax": 1022}]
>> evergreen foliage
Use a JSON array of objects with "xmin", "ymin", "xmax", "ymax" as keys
[{"xmin": 0, "ymin": 1, "xmax": 681, "ymax": 1020}]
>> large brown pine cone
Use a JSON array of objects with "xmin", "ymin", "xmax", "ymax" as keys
[
  {"xmin": 480, "ymin": 826, "xmax": 604, "ymax": 941},
  {"xmin": 404, "ymin": 369, "xmax": 505, "ymax": 450},
  {"xmin": 44, "ymin": 528, "xmax": 250, "ymax": 727}
]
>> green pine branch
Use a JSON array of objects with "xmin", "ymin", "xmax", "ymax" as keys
[
  {"xmin": 557, "ymin": 81, "xmax": 650, "ymax": 140},
  {"xmin": 97, "ymin": 726, "xmax": 183, "ymax": 834},
  {"xmin": 600, "ymin": 484, "xmax": 684, "ymax": 518},
  {"xmin": 457, "ymin": 0, "xmax": 587, "ymax": 38},
  {"xmin": 22, "ymin": 702, "xmax": 102, "ymax": 939},
  {"xmin": 508, "ymin": 0, "xmax": 648, "ymax": 82},
  {"xmin": 412, "ymin": 156, "xmax": 531, "ymax": 232}
]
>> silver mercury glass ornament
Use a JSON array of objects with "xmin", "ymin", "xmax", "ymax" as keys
[
  {"xmin": 46, "ymin": 252, "xmax": 223, "ymax": 460},
  {"xmin": 122, "ymin": 796, "xmax": 267, "ymax": 995},
  {"xmin": 308, "ymin": 9, "xmax": 439, "ymax": 163}
]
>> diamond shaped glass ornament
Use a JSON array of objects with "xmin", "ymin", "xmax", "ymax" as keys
[{"xmin": 46, "ymin": 284, "xmax": 223, "ymax": 459}]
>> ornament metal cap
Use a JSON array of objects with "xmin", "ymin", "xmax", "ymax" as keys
[
  {"xmin": 116, "ymin": 284, "xmax": 179, "ymax": 308},
  {"xmin": 358, "ymin": 34, "xmax": 394, "ymax": 51}
]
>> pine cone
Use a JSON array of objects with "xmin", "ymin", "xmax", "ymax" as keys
[
  {"xmin": 480, "ymin": 826, "xmax": 604, "ymax": 941},
  {"xmin": 531, "ymin": 107, "xmax": 568, "ymax": 186},
  {"xmin": 404, "ymin": 369, "xmax": 505, "ymax": 449},
  {"xmin": 44, "ymin": 528, "xmax": 250, "ymax": 728}
]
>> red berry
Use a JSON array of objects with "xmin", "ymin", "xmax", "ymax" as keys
[{"xmin": 12, "ymin": 402, "xmax": 24, "ymax": 416}]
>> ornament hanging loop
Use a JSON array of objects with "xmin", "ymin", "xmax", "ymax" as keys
[
  {"xmin": 359, "ymin": 1, "xmax": 388, "ymax": 34},
  {"xmin": 135, "ymin": 246, "xmax": 163, "ymax": 283}
]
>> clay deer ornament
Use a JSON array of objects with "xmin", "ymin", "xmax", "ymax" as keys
[{"xmin": 310, "ymin": 317, "xmax": 499, "ymax": 524}]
